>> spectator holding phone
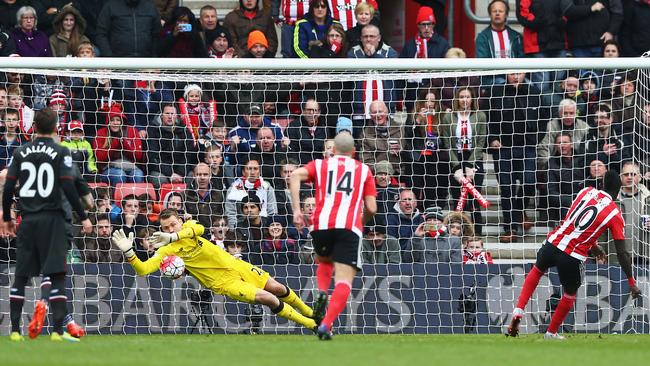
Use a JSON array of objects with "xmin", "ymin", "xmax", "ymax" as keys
[{"xmin": 158, "ymin": 6, "xmax": 208, "ymax": 58}]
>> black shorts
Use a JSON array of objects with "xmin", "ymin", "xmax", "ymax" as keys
[
  {"xmin": 311, "ymin": 229, "xmax": 362, "ymax": 270},
  {"xmin": 535, "ymin": 241, "xmax": 583, "ymax": 293},
  {"xmin": 15, "ymin": 212, "xmax": 69, "ymax": 277}
]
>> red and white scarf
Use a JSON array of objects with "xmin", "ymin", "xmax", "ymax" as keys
[
  {"xmin": 414, "ymin": 35, "xmax": 430, "ymax": 59},
  {"xmin": 490, "ymin": 28, "xmax": 511, "ymax": 58},
  {"xmin": 455, "ymin": 113, "xmax": 472, "ymax": 152}
]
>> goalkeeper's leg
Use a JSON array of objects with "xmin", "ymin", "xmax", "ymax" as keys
[
  {"xmin": 255, "ymin": 289, "xmax": 317, "ymax": 330},
  {"xmin": 264, "ymin": 278, "xmax": 314, "ymax": 318}
]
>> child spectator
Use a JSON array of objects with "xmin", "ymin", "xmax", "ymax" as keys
[
  {"xmin": 442, "ymin": 211, "xmax": 475, "ymax": 240},
  {"xmin": 210, "ymin": 215, "xmax": 229, "ymax": 249},
  {"xmin": 137, "ymin": 227, "xmax": 158, "ymax": 255},
  {"xmin": 178, "ymin": 84, "xmax": 217, "ymax": 141},
  {"xmin": 0, "ymin": 108, "xmax": 26, "ymax": 170},
  {"xmin": 245, "ymin": 30, "xmax": 274, "ymax": 58},
  {"xmin": 60, "ymin": 120, "xmax": 97, "ymax": 180},
  {"xmin": 138, "ymin": 193, "xmax": 159, "ymax": 225},
  {"xmin": 462, "ymin": 236, "xmax": 493, "ymax": 264},
  {"xmin": 7, "ymin": 85, "xmax": 34, "ymax": 138},
  {"xmin": 223, "ymin": 0, "xmax": 278, "ymax": 57},
  {"xmin": 223, "ymin": 231, "xmax": 246, "ymax": 259},
  {"xmin": 48, "ymin": 89, "xmax": 71, "ymax": 135},
  {"xmin": 257, "ymin": 216, "xmax": 300, "ymax": 265}
]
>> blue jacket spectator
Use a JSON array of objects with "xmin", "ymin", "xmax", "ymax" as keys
[
  {"xmin": 96, "ymin": 0, "xmax": 161, "ymax": 57},
  {"xmin": 293, "ymin": 1, "xmax": 339, "ymax": 58},
  {"xmin": 122, "ymin": 80, "xmax": 174, "ymax": 131},
  {"xmin": 228, "ymin": 104, "xmax": 285, "ymax": 163}
]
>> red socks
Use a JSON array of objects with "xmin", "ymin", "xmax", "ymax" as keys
[
  {"xmin": 321, "ymin": 281, "xmax": 352, "ymax": 329},
  {"xmin": 547, "ymin": 293, "xmax": 576, "ymax": 333},
  {"xmin": 516, "ymin": 265, "xmax": 545, "ymax": 310},
  {"xmin": 316, "ymin": 261, "xmax": 334, "ymax": 293}
]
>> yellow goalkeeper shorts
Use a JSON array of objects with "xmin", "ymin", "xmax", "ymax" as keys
[{"xmin": 212, "ymin": 260, "xmax": 270, "ymax": 303}]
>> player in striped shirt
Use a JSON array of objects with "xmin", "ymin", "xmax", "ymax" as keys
[
  {"xmin": 289, "ymin": 132, "xmax": 377, "ymax": 340},
  {"xmin": 507, "ymin": 171, "xmax": 641, "ymax": 340}
]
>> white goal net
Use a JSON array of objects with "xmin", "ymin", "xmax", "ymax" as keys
[{"xmin": 0, "ymin": 58, "xmax": 648, "ymax": 335}]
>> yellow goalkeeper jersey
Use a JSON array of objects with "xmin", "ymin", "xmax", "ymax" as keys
[{"xmin": 126, "ymin": 220, "xmax": 238, "ymax": 288}]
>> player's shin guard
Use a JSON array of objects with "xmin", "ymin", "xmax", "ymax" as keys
[
  {"xmin": 40, "ymin": 276, "xmax": 52, "ymax": 303},
  {"xmin": 516, "ymin": 265, "xmax": 545, "ymax": 310},
  {"xmin": 547, "ymin": 293, "xmax": 576, "ymax": 334},
  {"xmin": 10, "ymin": 276, "xmax": 28, "ymax": 333},
  {"xmin": 278, "ymin": 285, "xmax": 313, "ymax": 318},
  {"xmin": 49, "ymin": 274, "xmax": 67, "ymax": 335},
  {"xmin": 271, "ymin": 301, "xmax": 317, "ymax": 330},
  {"xmin": 321, "ymin": 281, "xmax": 352, "ymax": 329},
  {"xmin": 316, "ymin": 261, "xmax": 334, "ymax": 293}
]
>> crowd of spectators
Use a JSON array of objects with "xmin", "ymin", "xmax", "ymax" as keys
[{"xmin": 1, "ymin": 0, "xmax": 650, "ymax": 267}]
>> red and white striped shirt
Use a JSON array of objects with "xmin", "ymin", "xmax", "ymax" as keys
[
  {"xmin": 547, "ymin": 187, "xmax": 625, "ymax": 261},
  {"xmin": 329, "ymin": 0, "xmax": 359, "ymax": 31},
  {"xmin": 304, "ymin": 155, "xmax": 376, "ymax": 237},
  {"xmin": 281, "ymin": 0, "xmax": 310, "ymax": 23}
]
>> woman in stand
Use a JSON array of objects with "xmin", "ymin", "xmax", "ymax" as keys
[
  {"xmin": 49, "ymin": 6, "xmax": 90, "ymax": 57},
  {"xmin": 439, "ymin": 86, "xmax": 487, "ymax": 235}
]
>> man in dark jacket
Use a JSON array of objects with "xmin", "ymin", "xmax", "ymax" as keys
[
  {"xmin": 185, "ymin": 163, "xmax": 224, "ymax": 229},
  {"xmin": 620, "ymin": 0, "xmax": 650, "ymax": 57},
  {"xmin": 384, "ymin": 189, "xmax": 425, "ymax": 263},
  {"xmin": 287, "ymin": 98, "xmax": 328, "ymax": 165},
  {"xmin": 488, "ymin": 72, "xmax": 545, "ymax": 242},
  {"xmin": 147, "ymin": 104, "xmax": 199, "ymax": 188},
  {"xmin": 561, "ymin": 0, "xmax": 623, "ymax": 57},
  {"xmin": 516, "ymin": 0, "xmax": 567, "ymax": 95},
  {"xmin": 548, "ymin": 132, "xmax": 585, "ymax": 221},
  {"xmin": 96, "ymin": 0, "xmax": 161, "ymax": 57}
]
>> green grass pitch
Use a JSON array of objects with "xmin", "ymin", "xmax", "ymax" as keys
[{"xmin": 1, "ymin": 334, "xmax": 649, "ymax": 366}]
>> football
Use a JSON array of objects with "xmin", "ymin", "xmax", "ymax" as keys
[{"xmin": 159, "ymin": 255, "xmax": 185, "ymax": 279}]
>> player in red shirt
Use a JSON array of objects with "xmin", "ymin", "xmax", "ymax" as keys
[
  {"xmin": 507, "ymin": 171, "xmax": 641, "ymax": 340},
  {"xmin": 289, "ymin": 132, "xmax": 377, "ymax": 340}
]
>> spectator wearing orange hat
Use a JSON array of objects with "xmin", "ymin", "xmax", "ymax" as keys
[
  {"xmin": 93, "ymin": 104, "xmax": 146, "ymax": 185},
  {"xmin": 224, "ymin": 0, "xmax": 278, "ymax": 57},
  {"xmin": 61, "ymin": 120, "xmax": 98, "ymax": 179},
  {"xmin": 245, "ymin": 29, "xmax": 274, "ymax": 58}
]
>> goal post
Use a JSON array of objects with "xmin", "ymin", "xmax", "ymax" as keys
[{"xmin": 0, "ymin": 57, "xmax": 649, "ymax": 335}]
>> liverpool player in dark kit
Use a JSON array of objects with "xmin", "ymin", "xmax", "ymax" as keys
[
  {"xmin": 3, "ymin": 108, "xmax": 92, "ymax": 342},
  {"xmin": 507, "ymin": 170, "xmax": 641, "ymax": 340}
]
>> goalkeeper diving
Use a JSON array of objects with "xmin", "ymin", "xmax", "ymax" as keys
[{"xmin": 111, "ymin": 208, "xmax": 318, "ymax": 331}]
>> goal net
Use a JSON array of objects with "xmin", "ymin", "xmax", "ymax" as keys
[{"xmin": 0, "ymin": 58, "xmax": 648, "ymax": 335}]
